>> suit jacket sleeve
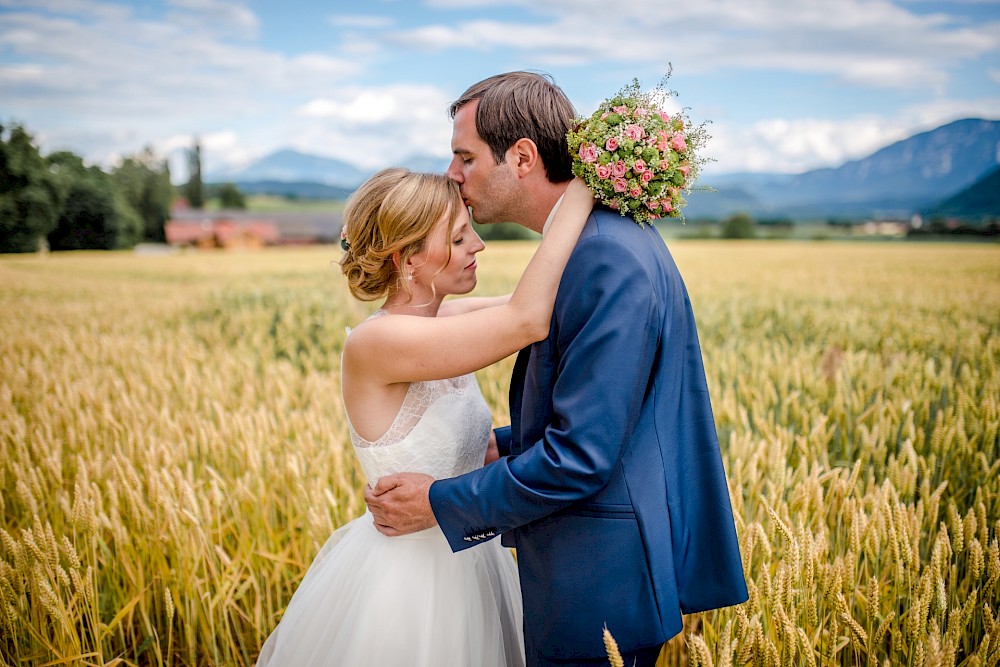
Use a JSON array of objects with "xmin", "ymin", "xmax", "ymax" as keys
[{"xmin": 429, "ymin": 234, "xmax": 660, "ymax": 551}]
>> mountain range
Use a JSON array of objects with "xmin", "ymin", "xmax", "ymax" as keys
[
  {"xmin": 208, "ymin": 118, "xmax": 1000, "ymax": 220},
  {"xmin": 209, "ymin": 150, "xmax": 450, "ymax": 189}
]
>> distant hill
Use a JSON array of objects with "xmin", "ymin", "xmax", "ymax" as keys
[
  {"xmin": 206, "ymin": 119, "xmax": 1000, "ymax": 216},
  {"xmin": 926, "ymin": 165, "xmax": 1000, "ymax": 219},
  {"xmin": 690, "ymin": 118, "xmax": 1000, "ymax": 219},
  {"xmin": 207, "ymin": 150, "xmax": 452, "ymax": 199},
  {"xmin": 232, "ymin": 180, "xmax": 354, "ymax": 200},
  {"xmin": 683, "ymin": 186, "xmax": 762, "ymax": 220},
  {"xmin": 399, "ymin": 154, "xmax": 451, "ymax": 174},
  {"xmin": 209, "ymin": 149, "xmax": 369, "ymax": 187}
]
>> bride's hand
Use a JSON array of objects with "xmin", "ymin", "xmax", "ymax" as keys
[{"xmin": 484, "ymin": 431, "xmax": 499, "ymax": 465}]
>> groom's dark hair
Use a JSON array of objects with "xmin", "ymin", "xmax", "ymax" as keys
[{"xmin": 449, "ymin": 71, "xmax": 576, "ymax": 183}]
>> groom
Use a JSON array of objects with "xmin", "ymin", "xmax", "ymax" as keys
[{"xmin": 366, "ymin": 71, "xmax": 748, "ymax": 666}]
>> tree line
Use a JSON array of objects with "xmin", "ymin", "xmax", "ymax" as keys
[{"xmin": 1, "ymin": 124, "xmax": 247, "ymax": 254}]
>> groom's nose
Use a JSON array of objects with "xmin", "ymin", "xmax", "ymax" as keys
[{"xmin": 446, "ymin": 157, "xmax": 463, "ymax": 183}]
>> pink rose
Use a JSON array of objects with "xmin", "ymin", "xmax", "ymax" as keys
[
  {"xmin": 659, "ymin": 160, "xmax": 670, "ymax": 171},
  {"xmin": 661, "ymin": 200, "xmax": 673, "ymax": 213},
  {"xmin": 646, "ymin": 200, "xmax": 660, "ymax": 210},
  {"xmin": 633, "ymin": 159, "xmax": 647, "ymax": 173},
  {"xmin": 624, "ymin": 124, "xmax": 645, "ymax": 141},
  {"xmin": 670, "ymin": 133, "xmax": 687, "ymax": 152},
  {"xmin": 635, "ymin": 107, "xmax": 648, "ymax": 117},
  {"xmin": 679, "ymin": 164, "xmax": 691, "ymax": 178},
  {"xmin": 659, "ymin": 111, "xmax": 670, "ymax": 123},
  {"xmin": 596, "ymin": 164, "xmax": 612, "ymax": 179},
  {"xmin": 579, "ymin": 142, "xmax": 598, "ymax": 163},
  {"xmin": 629, "ymin": 186, "xmax": 642, "ymax": 198},
  {"xmin": 657, "ymin": 130, "xmax": 670, "ymax": 151},
  {"xmin": 649, "ymin": 213, "xmax": 661, "ymax": 220},
  {"xmin": 613, "ymin": 105, "xmax": 628, "ymax": 114},
  {"xmin": 601, "ymin": 111, "xmax": 609, "ymax": 120},
  {"xmin": 605, "ymin": 136, "xmax": 619, "ymax": 151},
  {"xmin": 612, "ymin": 160, "xmax": 628, "ymax": 178},
  {"xmin": 613, "ymin": 178, "xmax": 627, "ymax": 193},
  {"xmin": 609, "ymin": 200, "xmax": 619, "ymax": 210},
  {"xmin": 640, "ymin": 170, "xmax": 653, "ymax": 184}
]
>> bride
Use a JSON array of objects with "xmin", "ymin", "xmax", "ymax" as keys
[{"xmin": 255, "ymin": 168, "xmax": 593, "ymax": 666}]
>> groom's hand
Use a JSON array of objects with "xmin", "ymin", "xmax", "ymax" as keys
[{"xmin": 365, "ymin": 472, "xmax": 436, "ymax": 536}]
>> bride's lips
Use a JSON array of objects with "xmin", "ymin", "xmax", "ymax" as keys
[{"xmin": 465, "ymin": 260, "xmax": 477, "ymax": 271}]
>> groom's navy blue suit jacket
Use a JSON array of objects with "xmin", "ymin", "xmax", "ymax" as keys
[{"xmin": 429, "ymin": 208, "xmax": 748, "ymax": 660}]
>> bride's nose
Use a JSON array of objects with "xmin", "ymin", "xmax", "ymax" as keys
[{"xmin": 471, "ymin": 231, "xmax": 485, "ymax": 253}]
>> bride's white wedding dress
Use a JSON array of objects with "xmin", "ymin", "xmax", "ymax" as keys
[{"xmin": 256, "ymin": 316, "xmax": 524, "ymax": 667}]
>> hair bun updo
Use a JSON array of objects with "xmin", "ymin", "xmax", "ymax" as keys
[{"xmin": 339, "ymin": 168, "xmax": 463, "ymax": 302}]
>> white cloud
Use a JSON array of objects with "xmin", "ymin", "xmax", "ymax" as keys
[
  {"xmin": 387, "ymin": 0, "xmax": 1000, "ymax": 89},
  {"xmin": 4, "ymin": 0, "xmax": 997, "ymax": 178},
  {"xmin": 703, "ymin": 116, "xmax": 906, "ymax": 173},
  {"xmin": 166, "ymin": 0, "xmax": 260, "ymax": 37},
  {"xmin": 0, "ymin": 1, "xmax": 358, "ymax": 166},
  {"xmin": 291, "ymin": 84, "xmax": 455, "ymax": 170},
  {"xmin": 704, "ymin": 94, "xmax": 1000, "ymax": 174}
]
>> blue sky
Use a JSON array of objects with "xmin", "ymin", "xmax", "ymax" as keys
[{"xmin": 1, "ymin": 0, "xmax": 999, "ymax": 181}]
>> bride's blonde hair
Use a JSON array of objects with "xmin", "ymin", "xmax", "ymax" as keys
[{"xmin": 340, "ymin": 168, "xmax": 462, "ymax": 302}]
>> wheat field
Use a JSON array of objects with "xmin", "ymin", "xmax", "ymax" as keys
[{"xmin": 1, "ymin": 240, "xmax": 998, "ymax": 666}]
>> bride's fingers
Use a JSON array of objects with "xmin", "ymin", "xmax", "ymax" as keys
[{"xmin": 374, "ymin": 522, "xmax": 400, "ymax": 536}]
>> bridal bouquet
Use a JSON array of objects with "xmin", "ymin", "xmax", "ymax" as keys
[{"xmin": 567, "ymin": 76, "xmax": 709, "ymax": 225}]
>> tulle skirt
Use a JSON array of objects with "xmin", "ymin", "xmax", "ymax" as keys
[{"xmin": 256, "ymin": 511, "xmax": 524, "ymax": 667}]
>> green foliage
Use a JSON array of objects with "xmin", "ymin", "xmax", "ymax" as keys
[
  {"xmin": 1, "ymin": 126, "xmax": 161, "ymax": 253},
  {"xmin": 47, "ymin": 152, "xmax": 143, "ymax": 250},
  {"xmin": 0, "ymin": 123, "xmax": 61, "ymax": 252},
  {"xmin": 186, "ymin": 138, "xmax": 205, "ymax": 209},
  {"xmin": 217, "ymin": 182, "xmax": 247, "ymax": 210},
  {"xmin": 473, "ymin": 221, "xmax": 537, "ymax": 241},
  {"xmin": 112, "ymin": 147, "xmax": 174, "ymax": 242},
  {"xmin": 721, "ymin": 211, "xmax": 757, "ymax": 239}
]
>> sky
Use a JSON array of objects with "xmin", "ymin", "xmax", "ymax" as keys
[{"xmin": 1, "ymin": 0, "xmax": 999, "ymax": 182}]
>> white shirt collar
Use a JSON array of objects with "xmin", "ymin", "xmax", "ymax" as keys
[{"xmin": 541, "ymin": 194, "xmax": 565, "ymax": 237}]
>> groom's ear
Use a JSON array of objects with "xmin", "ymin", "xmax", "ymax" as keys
[{"xmin": 509, "ymin": 138, "xmax": 538, "ymax": 178}]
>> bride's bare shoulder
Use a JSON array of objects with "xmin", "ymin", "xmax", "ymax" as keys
[{"xmin": 342, "ymin": 311, "xmax": 409, "ymax": 360}]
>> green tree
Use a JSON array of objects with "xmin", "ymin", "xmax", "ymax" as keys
[
  {"xmin": 217, "ymin": 182, "xmax": 246, "ymax": 209},
  {"xmin": 186, "ymin": 138, "xmax": 205, "ymax": 209},
  {"xmin": 472, "ymin": 221, "xmax": 537, "ymax": 241},
  {"xmin": 0, "ymin": 124, "xmax": 61, "ymax": 253},
  {"xmin": 721, "ymin": 212, "xmax": 757, "ymax": 239},
  {"xmin": 47, "ymin": 152, "xmax": 143, "ymax": 250},
  {"xmin": 113, "ymin": 147, "xmax": 174, "ymax": 242}
]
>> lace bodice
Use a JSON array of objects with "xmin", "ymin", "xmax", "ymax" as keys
[{"xmin": 345, "ymin": 312, "xmax": 493, "ymax": 486}]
